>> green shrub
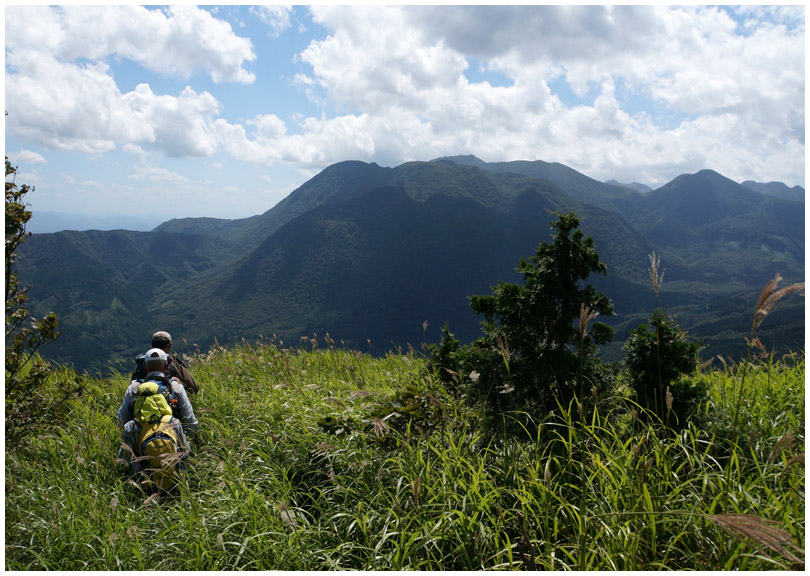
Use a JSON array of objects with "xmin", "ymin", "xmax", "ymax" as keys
[
  {"xmin": 623, "ymin": 310, "xmax": 703, "ymax": 426},
  {"xmin": 5, "ymin": 157, "xmax": 79, "ymax": 449},
  {"xmin": 431, "ymin": 211, "xmax": 614, "ymax": 428}
]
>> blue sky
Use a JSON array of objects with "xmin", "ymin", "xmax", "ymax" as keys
[{"xmin": 4, "ymin": 5, "xmax": 806, "ymax": 227}]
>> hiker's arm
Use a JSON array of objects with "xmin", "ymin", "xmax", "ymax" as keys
[
  {"xmin": 184, "ymin": 370, "xmax": 199, "ymax": 394},
  {"xmin": 116, "ymin": 383, "xmax": 137, "ymax": 429},
  {"xmin": 172, "ymin": 420, "xmax": 192, "ymax": 455},
  {"xmin": 172, "ymin": 383, "xmax": 199, "ymax": 437},
  {"xmin": 173, "ymin": 360, "xmax": 199, "ymax": 394},
  {"xmin": 120, "ymin": 421, "xmax": 145, "ymax": 474}
]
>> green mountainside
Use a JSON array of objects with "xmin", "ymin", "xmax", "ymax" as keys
[
  {"xmin": 154, "ymin": 160, "xmax": 393, "ymax": 252},
  {"xmin": 17, "ymin": 157, "xmax": 804, "ymax": 373},
  {"xmin": 434, "ymin": 154, "xmax": 635, "ymax": 210},
  {"xmin": 742, "ymin": 179, "xmax": 805, "ymax": 203}
]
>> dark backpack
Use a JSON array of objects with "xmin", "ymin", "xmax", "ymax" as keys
[
  {"xmin": 133, "ymin": 353, "xmax": 174, "ymax": 381},
  {"xmin": 132, "ymin": 353, "xmax": 147, "ymax": 381},
  {"xmin": 132, "ymin": 354, "xmax": 194, "ymax": 392}
]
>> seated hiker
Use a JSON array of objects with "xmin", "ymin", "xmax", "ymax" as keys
[
  {"xmin": 117, "ymin": 348, "xmax": 200, "ymax": 490},
  {"xmin": 131, "ymin": 330, "xmax": 199, "ymax": 394}
]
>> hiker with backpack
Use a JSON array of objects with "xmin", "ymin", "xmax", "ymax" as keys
[
  {"xmin": 131, "ymin": 330, "xmax": 199, "ymax": 394},
  {"xmin": 117, "ymin": 348, "xmax": 200, "ymax": 491}
]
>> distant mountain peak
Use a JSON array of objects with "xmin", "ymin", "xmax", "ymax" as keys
[
  {"xmin": 741, "ymin": 180, "xmax": 804, "ymax": 203},
  {"xmin": 430, "ymin": 154, "xmax": 488, "ymax": 168},
  {"xmin": 668, "ymin": 169, "xmax": 739, "ymax": 189},
  {"xmin": 604, "ymin": 179, "xmax": 652, "ymax": 194}
]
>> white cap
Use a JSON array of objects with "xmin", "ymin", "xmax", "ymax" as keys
[{"xmin": 144, "ymin": 348, "xmax": 169, "ymax": 363}]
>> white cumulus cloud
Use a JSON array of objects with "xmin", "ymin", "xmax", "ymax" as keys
[
  {"xmin": 5, "ymin": 5, "xmax": 255, "ymax": 83},
  {"xmin": 12, "ymin": 150, "xmax": 47, "ymax": 165},
  {"xmin": 277, "ymin": 5, "xmax": 804, "ymax": 187},
  {"xmin": 251, "ymin": 5, "xmax": 294, "ymax": 38},
  {"xmin": 4, "ymin": 3, "xmax": 804, "ymax": 217},
  {"xmin": 5, "ymin": 5, "xmax": 252, "ymax": 157}
]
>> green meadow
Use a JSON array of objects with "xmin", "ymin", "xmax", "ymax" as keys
[{"xmin": 5, "ymin": 337, "xmax": 804, "ymax": 570}]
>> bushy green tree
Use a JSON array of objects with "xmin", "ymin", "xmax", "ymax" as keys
[
  {"xmin": 433, "ymin": 211, "xmax": 614, "ymax": 420},
  {"xmin": 623, "ymin": 253, "xmax": 703, "ymax": 426},
  {"xmin": 623, "ymin": 310, "xmax": 702, "ymax": 424},
  {"xmin": 5, "ymin": 156, "xmax": 69, "ymax": 448}
]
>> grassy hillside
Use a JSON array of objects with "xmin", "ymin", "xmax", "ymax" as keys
[{"xmin": 5, "ymin": 341, "xmax": 804, "ymax": 570}]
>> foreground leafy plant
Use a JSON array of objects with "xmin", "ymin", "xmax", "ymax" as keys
[
  {"xmin": 5, "ymin": 156, "xmax": 77, "ymax": 449},
  {"xmin": 731, "ymin": 273, "xmax": 805, "ymax": 434}
]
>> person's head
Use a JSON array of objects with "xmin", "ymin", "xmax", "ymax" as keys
[
  {"xmin": 151, "ymin": 331, "xmax": 172, "ymax": 352},
  {"xmin": 143, "ymin": 347, "xmax": 169, "ymax": 373}
]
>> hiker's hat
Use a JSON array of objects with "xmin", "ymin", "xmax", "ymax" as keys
[
  {"xmin": 144, "ymin": 348, "xmax": 169, "ymax": 363},
  {"xmin": 152, "ymin": 331, "xmax": 172, "ymax": 343}
]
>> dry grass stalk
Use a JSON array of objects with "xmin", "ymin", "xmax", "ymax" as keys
[
  {"xmin": 579, "ymin": 303, "xmax": 598, "ymax": 344},
  {"xmin": 411, "ymin": 477, "xmax": 421, "ymax": 509},
  {"xmin": 277, "ymin": 501, "xmax": 298, "ymax": 529},
  {"xmin": 324, "ymin": 397, "xmax": 347, "ymax": 408},
  {"xmin": 372, "ymin": 417, "xmax": 390, "ymax": 438},
  {"xmin": 157, "ymin": 451, "xmax": 186, "ymax": 466},
  {"xmin": 494, "ymin": 333, "xmax": 510, "ymax": 365},
  {"xmin": 648, "ymin": 252, "xmax": 665, "ymax": 303},
  {"xmin": 752, "ymin": 273, "xmax": 805, "ymax": 332},
  {"xmin": 498, "ymin": 382, "xmax": 515, "ymax": 394},
  {"xmin": 767, "ymin": 433, "xmax": 796, "ymax": 465},
  {"xmin": 442, "ymin": 367, "xmax": 459, "ymax": 382},
  {"xmin": 744, "ymin": 336, "xmax": 767, "ymax": 356},
  {"xmin": 707, "ymin": 513, "xmax": 804, "ymax": 564},
  {"xmin": 784, "ymin": 453, "xmax": 806, "ymax": 500}
]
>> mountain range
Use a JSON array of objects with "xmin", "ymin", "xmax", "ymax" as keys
[
  {"xmin": 26, "ymin": 211, "xmax": 165, "ymax": 234},
  {"xmin": 17, "ymin": 156, "xmax": 805, "ymax": 374}
]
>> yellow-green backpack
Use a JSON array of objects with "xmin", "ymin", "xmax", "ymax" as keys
[
  {"xmin": 134, "ymin": 382, "xmax": 185, "ymax": 490},
  {"xmin": 134, "ymin": 381, "xmax": 173, "ymax": 424},
  {"xmin": 137, "ymin": 415, "xmax": 185, "ymax": 491}
]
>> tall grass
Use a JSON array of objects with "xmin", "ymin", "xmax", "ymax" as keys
[{"xmin": 5, "ymin": 340, "xmax": 804, "ymax": 570}]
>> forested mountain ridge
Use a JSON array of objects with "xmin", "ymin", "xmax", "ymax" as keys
[
  {"xmin": 741, "ymin": 179, "xmax": 804, "ymax": 203},
  {"xmin": 154, "ymin": 161, "xmax": 394, "ymax": 252},
  {"xmin": 17, "ymin": 157, "xmax": 804, "ymax": 373}
]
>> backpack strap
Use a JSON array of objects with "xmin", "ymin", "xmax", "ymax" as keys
[{"xmin": 151, "ymin": 376, "xmax": 179, "ymax": 416}]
